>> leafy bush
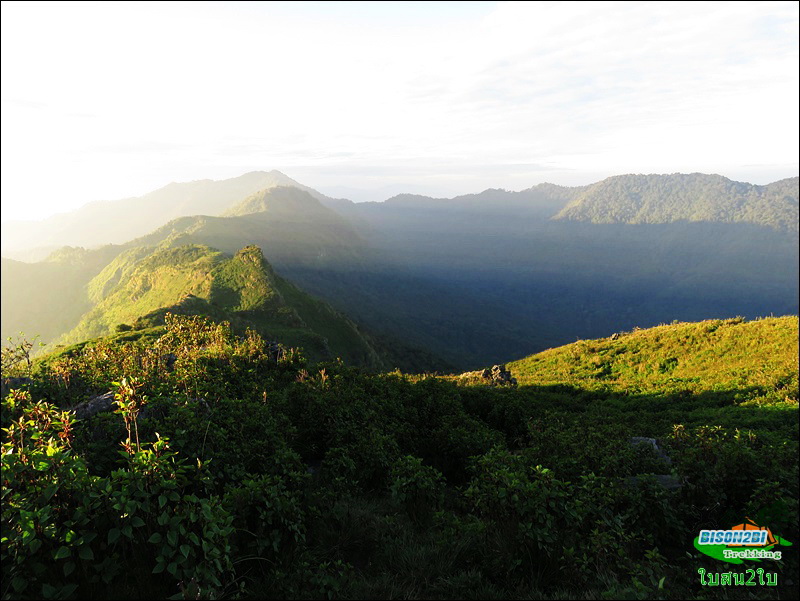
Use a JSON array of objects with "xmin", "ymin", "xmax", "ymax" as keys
[
  {"xmin": 2, "ymin": 388, "xmax": 235, "ymax": 599},
  {"xmin": 389, "ymin": 455, "xmax": 445, "ymax": 525}
]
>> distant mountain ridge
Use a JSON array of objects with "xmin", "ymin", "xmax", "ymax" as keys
[
  {"xmin": 223, "ymin": 186, "xmax": 343, "ymax": 219},
  {"xmin": 0, "ymin": 170, "xmax": 337, "ymax": 261},
  {"xmin": 554, "ymin": 173, "xmax": 798, "ymax": 232},
  {"xmin": 2, "ymin": 170, "xmax": 796, "ymax": 369},
  {"xmin": 3, "ymin": 171, "xmax": 797, "ymax": 262},
  {"xmin": 127, "ymin": 187, "xmax": 365, "ymax": 271}
]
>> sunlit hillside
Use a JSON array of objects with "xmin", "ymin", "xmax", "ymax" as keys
[{"xmin": 508, "ymin": 316, "xmax": 798, "ymax": 404}]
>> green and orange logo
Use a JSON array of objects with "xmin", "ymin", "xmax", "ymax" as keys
[{"xmin": 694, "ymin": 518, "xmax": 792, "ymax": 564}]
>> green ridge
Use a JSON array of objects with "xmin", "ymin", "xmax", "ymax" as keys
[
  {"xmin": 58, "ymin": 243, "xmax": 384, "ymax": 367},
  {"xmin": 507, "ymin": 316, "xmax": 798, "ymax": 404}
]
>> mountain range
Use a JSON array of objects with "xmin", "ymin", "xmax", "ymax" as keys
[
  {"xmin": 2, "ymin": 171, "xmax": 797, "ymax": 369},
  {"xmin": 0, "ymin": 170, "xmax": 336, "ymax": 262}
]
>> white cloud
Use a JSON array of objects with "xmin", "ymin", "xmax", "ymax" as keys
[{"xmin": 2, "ymin": 0, "xmax": 797, "ymax": 220}]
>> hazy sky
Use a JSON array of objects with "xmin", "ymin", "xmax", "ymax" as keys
[{"xmin": 1, "ymin": 1, "xmax": 798, "ymax": 221}]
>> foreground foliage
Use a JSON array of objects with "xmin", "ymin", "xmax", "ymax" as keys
[{"xmin": 2, "ymin": 315, "xmax": 798, "ymax": 599}]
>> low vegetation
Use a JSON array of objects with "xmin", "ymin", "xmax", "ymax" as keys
[{"xmin": 2, "ymin": 315, "xmax": 798, "ymax": 599}]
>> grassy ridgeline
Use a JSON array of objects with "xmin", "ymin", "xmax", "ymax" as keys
[{"xmin": 509, "ymin": 316, "xmax": 798, "ymax": 402}]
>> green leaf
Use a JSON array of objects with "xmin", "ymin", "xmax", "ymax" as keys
[
  {"xmin": 159, "ymin": 494, "xmax": 167, "ymax": 508},
  {"xmin": 28, "ymin": 538, "xmax": 42, "ymax": 554},
  {"xmin": 167, "ymin": 562, "xmax": 178, "ymax": 576},
  {"xmin": 63, "ymin": 562, "xmax": 76, "ymax": 577},
  {"xmin": 108, "ymin": 528, "xmax": 121, "ymax": 544},
  {"xmin": 11, "ymin": 576, "xmax": 27, "ymax": 592},
  {"xmin": 148, "ymin": 533, "xmax": 162, "ymax": 544},
  {"xmin": 180, "ymin": 544, "xmax": 190, "ymax": 558},
  {"xmin": 152, "ymin": 561, "xmax": 166, "ymax": 574},
  {"xmin": 42, "ymin": 583, "xmax": 57, "ymax": 599},
  {"xmin": 42, "ymin": 484, "xmax": 58, "ymax": 502},
  {"xmin": 82, "ymin": 532, "xmax": 98, "ymax": 544},
  {"xmin": 131, "ymin": 516, "xmax": 145, "ymax": 528},
  {"xmin": 54, "ymin": 546, "xmax": 70, "ymax": 560},
  {"xmin": 167, "ymin": 530, "xmax": 177, "ymax": 547},
  {"xmin": 79, "ymin": 546, "xmax": 94, "ymax": 561}
]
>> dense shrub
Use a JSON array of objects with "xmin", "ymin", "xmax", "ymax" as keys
[
  {"xmin": 2, "ymin": 314, "xmax": 797, "ymax": 599},
  {"xmin": 389, "ymin": 455, "xmax": 445, "ymax": 525}
]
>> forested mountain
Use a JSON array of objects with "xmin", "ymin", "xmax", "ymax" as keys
[
  {"xmin": 306, "ymin": 174, "xmax": 798, "ymax": 366},
  {"xmin": 554, "ymin": 173, "xmax": 799, "ymax": 232},
  {"xmin": 1, "ymin": 171, "xmax": 797, "ymax": 369}
]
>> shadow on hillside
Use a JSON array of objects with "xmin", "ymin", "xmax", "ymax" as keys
[{"xmin": 460, "ymin": 380, "xmax": 797, "ymax": 437}]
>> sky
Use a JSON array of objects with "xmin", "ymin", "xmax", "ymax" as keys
[{"xmin": 1, "ymin": 0, "xmax": 798, "ymax": 221}]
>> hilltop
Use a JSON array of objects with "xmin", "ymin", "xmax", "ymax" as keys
[
  {"xmin": 130, "ymin": 187, "xmax": 364, "ymax": 269},
  {"xmin": 55, "ymin": 243, "xmax": 384, "ymax": 367},
  {"xmin": 554, "ymin": 173, "xmax": 799, "ymax": 233}
]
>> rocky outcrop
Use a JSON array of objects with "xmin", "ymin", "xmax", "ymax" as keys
[
  {"xmin": 71, "ymin": 391, "xmax": 117, "ymax": 420},
  {"xmin": 629, "ymin": 436, "xmax": 672, "ymax": 466},
  {"xmin": 481, "ymin": 364, "xmax": 517, "ymax": 387},
  {"xmin": 626, "ymin": 436, "xmax": 681, "ymax": 490},
  {"xmin": 458, "ymin": 364, "xmax": 518, "ymax": 387}
]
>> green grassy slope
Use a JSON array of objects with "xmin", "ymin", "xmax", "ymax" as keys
[
  {"xmin": 0, "ymin": 186, "xmax": 365, "ymax": 351},
  {"xmin": 507, "ymin": 316, "xmax": 798, "ymax": 404},
  {"xmin": 61, "ymin": 245, "xmax": 225, "ymax": 344},
  {"xmin": 58, "ymin": 243, "xmax": 384, "ymax": 367}
]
